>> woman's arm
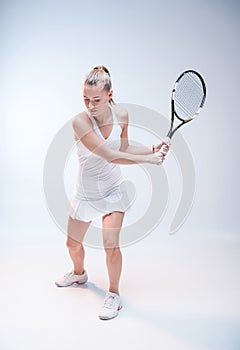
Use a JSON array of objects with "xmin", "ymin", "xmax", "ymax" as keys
[
  {"xmin": 118, "ymin": 109, "xmax": 151, "ymax": 154},
  {"xmin": 72, "ymin": 113, "xmax": 165, "ymax": 165},
  {"xmin": 121, "ymin": 142, "xmax": 152, "ymax": 155},
  {"xmin": 122, "ymin": 141, "xmax": 170, "ymax": 156},
  {"xmin": 117, "ymin": 109, "xmax": 169, "ymax": 155}
]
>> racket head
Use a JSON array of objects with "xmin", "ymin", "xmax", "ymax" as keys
[{"xmin": 172, "ymin": 70, "xmax": 206, "ymax": 122}]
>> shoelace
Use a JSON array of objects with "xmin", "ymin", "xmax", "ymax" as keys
[
  {"xmin": 64, "ymin": 271, "xmax": 74, "ymax": 279},
  {"xmin": 104, "ymin": 295, "xmax": 115, "ymax": 309}
]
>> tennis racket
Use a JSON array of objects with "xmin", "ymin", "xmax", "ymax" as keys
[{"xmin": 161, "ymin": 70, "xmax": 206, "ymax": 150}]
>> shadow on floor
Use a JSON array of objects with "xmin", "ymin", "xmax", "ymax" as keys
[
  {"xmin": 123, "ymin": 302, "xmax": 240, "ymax": 350},
  {"xmin": 68, "ymin": 281, "xmax": 106, "ymax": 299}
]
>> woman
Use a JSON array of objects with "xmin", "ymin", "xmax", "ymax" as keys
[{"xmin": 55, "ymin": 66, "xmax": 169, "ymax": 320}]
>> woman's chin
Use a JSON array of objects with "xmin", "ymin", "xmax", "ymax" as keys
[{"xmin": 89, "ymin": 110, "xmax": 97, "ymax": 117}]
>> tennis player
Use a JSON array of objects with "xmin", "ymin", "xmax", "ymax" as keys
[{"xmin": 55, "ymin": 66, "xmax": 170, "ymax": 320}]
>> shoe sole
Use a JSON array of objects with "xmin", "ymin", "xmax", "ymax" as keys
[
  {"xmin": 98, "ymin": 305, "xmax": 122, "ymax": 320},
  {"xmin": 55, "ymin": 279, "xmax": 88, "ymax": 287}
]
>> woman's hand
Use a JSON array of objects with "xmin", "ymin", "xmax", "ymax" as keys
[
  {"xmin": 153, "ymin": 140, "xmax": 171, "ymax": 156},
  {"xmin": 147, "ymin": 150, "xmax": 166, "ymax": 165}
]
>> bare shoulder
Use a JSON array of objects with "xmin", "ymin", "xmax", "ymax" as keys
[
  {"xmin": 112, "ymin": 105, "xmax": 129, "ymax": 125},
  {"xmin": 72, "ymin": 111, "xmax": 93, "ymax": 140},
  {"xmin": 72, "ymin": 111, "xmax": 92, "ymax": 127}
]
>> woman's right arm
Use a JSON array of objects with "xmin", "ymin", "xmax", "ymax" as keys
[{"xmin": 72, "ymin": 114, "xmax": 165, "ymax": 165}]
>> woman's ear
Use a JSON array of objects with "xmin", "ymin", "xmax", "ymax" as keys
[{"xmin": 109, "ymin": 90, "xmax": 113, "ymax": 101}]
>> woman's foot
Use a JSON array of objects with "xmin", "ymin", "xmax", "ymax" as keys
[
  {"xmin": 98, "ymin": 292, "xmax": 122, "ymax": 320},
  {"xmin": 55, "ymin": 270, "xmax": 88, "ymax": 287}
]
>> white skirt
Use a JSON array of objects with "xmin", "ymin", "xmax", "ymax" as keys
[{"xmin": 68, "ymin": 183, "xmax": 132, "ymax": 222}]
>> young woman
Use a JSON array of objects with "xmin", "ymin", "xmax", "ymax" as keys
[{"xmin": 55, "ymin": 66, "xmax": 170, "ymax": 320}]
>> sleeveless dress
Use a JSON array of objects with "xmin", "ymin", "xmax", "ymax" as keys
[{"xmin": 68, "ymin": 105, "xmax": 131, "ymax": 222}]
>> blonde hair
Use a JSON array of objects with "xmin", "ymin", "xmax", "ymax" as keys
[{"xmin": 83, "ymin": 66, "xmax": 115, "ymax": 105}]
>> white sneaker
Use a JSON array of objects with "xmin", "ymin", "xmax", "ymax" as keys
[
  {"xmin": 98, "ymin": 292, "xmax": 122, "ymax": 320},
  {"xmin": 55, "ymin": 270, "xmax": 88, "ymax": 287}
]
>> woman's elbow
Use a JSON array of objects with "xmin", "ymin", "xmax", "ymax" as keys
[
  {"xmin": 119, "ymin": 145, "xmax": 129, "ymax": 153},
  {"xmin": 100, "ymin": 149, "xmax": 119, "ymax": 163}
]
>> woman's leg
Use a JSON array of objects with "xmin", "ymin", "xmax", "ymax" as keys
[
  {"xmin": 102, "ymin": 211, "xmax": 125, "ymax": 295},
  {"xmin": 66, "ymin": 216, "xmax": 92, "ymax": 275}
]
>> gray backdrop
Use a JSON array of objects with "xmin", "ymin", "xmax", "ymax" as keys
[{"xmin": 1, "ymin": 0, "xmax": 239, "ymax": 241}]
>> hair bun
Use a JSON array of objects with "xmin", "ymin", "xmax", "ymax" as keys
[{"xmin": 93, "ymin": 65, "xmax": 110, "ymax": 76}]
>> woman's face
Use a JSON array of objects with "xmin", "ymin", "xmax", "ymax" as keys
[{"xmin": 83, "ymin": 85, "xmax": 112, "ymax": 118}]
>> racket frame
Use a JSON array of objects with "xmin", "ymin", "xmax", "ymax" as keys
[{"xmin": 167, "ymin": 70, "xmax": 206, "ymax": 139}]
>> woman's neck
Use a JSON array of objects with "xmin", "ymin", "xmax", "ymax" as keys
[{"xmin": 94, "ymin": 105, "xmax": 112, "ymax": 125}]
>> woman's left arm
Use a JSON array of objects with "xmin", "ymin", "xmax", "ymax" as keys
[
  {"xmin": 117, "ymin": 109, "xmax": 151, "ymax": 154},
  {"xmin": 118, "ymin": 109, "xmax": 169, "ymax": 155}
]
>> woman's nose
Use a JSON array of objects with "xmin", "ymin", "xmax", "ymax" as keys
[{"xmin": 89, "ymin": 101, "xmax": 94, "ymax": 109}]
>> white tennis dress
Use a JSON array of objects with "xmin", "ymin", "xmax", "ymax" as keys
[{"xmin": 69, "ymin": 105, "xmax": 131, "ymax": 222}]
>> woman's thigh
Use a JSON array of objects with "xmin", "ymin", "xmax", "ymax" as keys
[
  {"xmin": 102, "ymin": 211, "xmax": 125, "ymax": 248},
  {"xmin": 67, "ymin": 216, "xmax": 92, "ymax": 244}
]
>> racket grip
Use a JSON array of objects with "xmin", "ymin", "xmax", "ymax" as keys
[
  {"xmin": 163, "ymin": 136, "xmax": 171, "ymax": 146},
  {"xmin": 159, "ymin": 137, "xmax": 171, "ymax": 155}
]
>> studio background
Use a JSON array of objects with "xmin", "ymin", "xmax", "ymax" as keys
[{"xmin": 1, "ymin": 1, "xmax": 239, "ymax": 350}]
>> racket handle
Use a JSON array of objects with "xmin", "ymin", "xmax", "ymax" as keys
[
  {"xmin": 159, "ymin": 136, "xmax": 171, "ymax": 155},
  {"xmin": 163, "ymin": 136, "xmax": 171, "ymax": 146}
]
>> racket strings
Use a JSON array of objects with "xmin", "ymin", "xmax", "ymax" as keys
[{"xmin": 174, "ymin": 73, "xmax": 204, "ymax": 120}]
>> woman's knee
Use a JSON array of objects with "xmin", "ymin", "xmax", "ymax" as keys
[
  {"xmin": 66, "ymin": 236, "xmax": 84, "ymax": 250},
  {"xmin": 104, "ymin": 246, "xmax": 121, "ymax": 257}
]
